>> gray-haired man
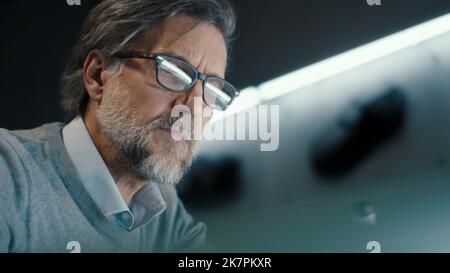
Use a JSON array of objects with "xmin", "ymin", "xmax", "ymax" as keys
[{"xmin": 0, "ymin": 0, "xmax": 237, "ymax": 252}]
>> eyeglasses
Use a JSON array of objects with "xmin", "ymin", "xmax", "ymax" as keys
[{"xmin": 113, "ymin": 51, "xmax": 239, "ymax": 111}]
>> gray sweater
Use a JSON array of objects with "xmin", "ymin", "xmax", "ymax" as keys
[{"xmin": 0, "ymin": 122, "xmax": 206, "ymax": 253}]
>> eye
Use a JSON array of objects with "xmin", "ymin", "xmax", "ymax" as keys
[{"xmin": 157, "ymin": 58, "xmax": 196, "ymax": 91}]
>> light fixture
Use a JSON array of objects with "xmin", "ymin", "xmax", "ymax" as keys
[{"xmin": 211, "ymin": 12, "xmax": 450, "ymax": 124}]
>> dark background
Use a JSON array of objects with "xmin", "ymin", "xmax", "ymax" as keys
[{"xmin": 1, "ymin": 0, "xmax": 450, "ymax": 130}]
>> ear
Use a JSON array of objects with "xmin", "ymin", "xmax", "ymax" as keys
[{"xmin": 83, "ymin": 49, "xmax": 107, "ymax": 104}]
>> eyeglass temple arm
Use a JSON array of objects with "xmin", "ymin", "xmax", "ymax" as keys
[{"xmin": 113, "ymin": 51, "xmax": 154, "ymax": 59}]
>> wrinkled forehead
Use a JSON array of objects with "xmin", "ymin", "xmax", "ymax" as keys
[{"xmin": 134, "ymin": 15, "xmax": 228, "ymax": 75}]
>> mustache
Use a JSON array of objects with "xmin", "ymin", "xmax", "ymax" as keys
[{"xmin": 149, "ymin": 112, "xmax": 190, "ymax": 132}]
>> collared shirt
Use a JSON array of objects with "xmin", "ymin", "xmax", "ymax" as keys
[{"xmin": 62, "ymin": 116, "xmax": 166, "ymax": 231}]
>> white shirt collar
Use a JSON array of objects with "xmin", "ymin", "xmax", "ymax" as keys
[{"xmin": 62, "ymin": 116, "xmax": 166, "ymax": 231}]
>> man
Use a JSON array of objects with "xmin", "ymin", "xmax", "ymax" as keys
[{"xmin": 0, "ymin": 0, "xmax": 238, "ymax": 252}]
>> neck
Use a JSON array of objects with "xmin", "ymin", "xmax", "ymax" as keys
[{"xmin": 82, "ymin": 108, "xmax": 148, "ymax": 204}]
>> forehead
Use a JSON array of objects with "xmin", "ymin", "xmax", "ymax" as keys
[{"xmin": 136, "ymin": 15, "xmax": 227, "ymax": 75}]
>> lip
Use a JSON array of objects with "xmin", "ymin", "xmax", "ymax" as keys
[
  {"xmin": 159, "ymin": 127, "xmax": 173, "ymax": 135},
  {"xmin": 159, "ymin": 127, "xmax": 185, "ymax": 140},
  {"xmin": 160, "ymin": 127, "xmax": 181, "ymax": 133}
]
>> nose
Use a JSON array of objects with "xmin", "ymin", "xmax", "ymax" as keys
[
  {"xmin": 172, "ymin": 81, "xmax": 214, "ymax": 128},
  {"xmin": 173, "ymin": 81, "xmax": 206, "ymax": 112}
]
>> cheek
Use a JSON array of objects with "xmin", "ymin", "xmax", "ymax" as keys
[
  {"xmin": 132, "ymin": 91, "xmax": 174, "ymax": 125},
  {"xmin": 119, "ymin": 68, "xmax": 177, "ymax": 123}
]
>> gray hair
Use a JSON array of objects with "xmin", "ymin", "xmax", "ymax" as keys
[{"xmin": 61, "ymin": 0, "xmax": 237, "ymax": 120}]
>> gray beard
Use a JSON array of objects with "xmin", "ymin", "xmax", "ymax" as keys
[{"xmin": 96, "ymin": 88, "xmax": 198, "ymax": 185}]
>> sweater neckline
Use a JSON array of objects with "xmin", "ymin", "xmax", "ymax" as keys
[{"xmin": 44, "ymin": 122, "xmax": 132, "ymax": 239}]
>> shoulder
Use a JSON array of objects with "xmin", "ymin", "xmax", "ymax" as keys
[
  {"xmin": 0, "ymin": 122, "xmax": 65, "ymax": 146},
  {"xmin": 0, "ymin": 122, "xmax": 65, "ymax": 201},
  {"xmin": 0, "ymin": 122, "xmax": 64, "ymax": 174},
  {"xmin": 0, "ymin": 123, "xmax": 65, "ymax": 153}
]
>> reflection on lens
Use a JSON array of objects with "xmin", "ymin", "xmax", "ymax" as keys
[
  {"xmin": 158, "ymin": 58, "xmax": 195, "ymax": 91},
  {"xmin": 204, "ymin": 80, "xmax": 233, "ymax": 110}
]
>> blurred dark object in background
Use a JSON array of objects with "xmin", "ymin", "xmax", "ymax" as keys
[
  {"xmin": 178, "ymin": 156, "xmax": 241, "ymax": 209},
  {"xmin": 311, "ymin": 87, "xmax": 407, "ymax": 179}
]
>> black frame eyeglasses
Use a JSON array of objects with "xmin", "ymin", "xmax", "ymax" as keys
[{"xmin": 113, "ymin": 50, "xmax": 239, "ymax": 111}]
